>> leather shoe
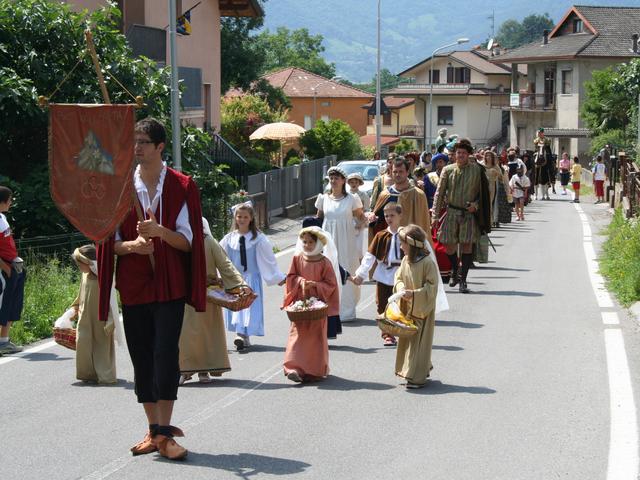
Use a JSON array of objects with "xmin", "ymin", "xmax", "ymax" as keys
[
  {"xmin": 155, "ymin": 435, "xmax": 188, "ymax": 460},
  {"xmin": 459, "ymin": 280, "xmax": 470, "ymax": 294},
  {"xmin": 130, "ymin": 432, "xmax": 157, "ymax": 456},
  {"xmin": 449, "ymin": 275, "xmax": 459, "ymax": 288}
]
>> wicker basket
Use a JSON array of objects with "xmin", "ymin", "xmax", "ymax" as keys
[
  {"xmin": 285, "ymin": 304, "xmax": 328, "ymax": 322},
  {"xmin": 377, "ymin": 317, "xmax": 418, "ymax": 338},
  {"xmin": 53, "ymin": 327, "xmax": 77, "ymax": 351},
  {"xmin": 207, "ymin": 287, "xmax": 257, "ymax": 312}
]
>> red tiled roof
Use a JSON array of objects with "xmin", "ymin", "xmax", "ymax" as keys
[
  {"xmin": 262, "ymin": 67, "xmax": 374, "ymax": 99},
  {"xmin": 359, "ymin": 135, "xmax": 400, "ymax": 147},
  {"xmin": 362, "ymin": 96, "xmax": 415, "ymax": 110}
]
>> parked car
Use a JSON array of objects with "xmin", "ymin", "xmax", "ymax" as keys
[{"xmin": 327, "ymin": 160, "xmax": 386, "ymax": 197}]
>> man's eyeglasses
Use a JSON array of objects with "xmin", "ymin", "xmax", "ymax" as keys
[{"xmin": 134, "ymin": 140, "xmax": 155, "ymax": 146}]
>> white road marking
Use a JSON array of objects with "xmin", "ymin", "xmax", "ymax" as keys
[
  {"xmin": 0, "ymin": 340, "xmax": 57, "ymax": 366},
  {"xmin": 602, "ymin": 312, "xmax": 620, "ymax": 326},
  {"xmin": 81, "ymin": 363, "xmax": 284, "ymax": 480},
  {"xmin": 604, "ymin": 329, "xmax": 639, "ymax": 480},
  {"xmin": 574, "ymin": 203, "xmax": 638, "ymax": 480}
]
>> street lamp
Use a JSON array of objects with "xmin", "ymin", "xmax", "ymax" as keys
[
  {"xmin": 376, "ymin": 0, "xmax": 381, "ymax": 154},
  {"xmin": 312, "ymin": 76, "xmax": 342, "ymax": 127},
  {"xmin": 427, "ymin": 37, "xmax": 469, "ymax": 150}
]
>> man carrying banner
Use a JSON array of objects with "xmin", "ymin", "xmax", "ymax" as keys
[{"xmin": 98, "ymin": 118, "xmax": 206, "ymax": 460}]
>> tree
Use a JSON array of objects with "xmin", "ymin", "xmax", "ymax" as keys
[
  {"xmin": 220, "ymin": 11, "xmax": 266, "ymax": 93},
  {"xmin": 299, "ymin": 119, "xmax": 360, "ymax": 160},
  {"xmin": 257, "ymin": 27, "xmax": 336, "ymax": 78},
  {"xmin": 496, "ymin": 14, "xmax": 555, "ymax": 49},
  {"xmin": 346, "ymin": 68, "xmax": 399, "ymax": 94}
]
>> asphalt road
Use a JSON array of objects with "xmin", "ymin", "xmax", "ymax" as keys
[{"xmin": 2, "ymin": 191, "xmax": 639, "ymax": 480}]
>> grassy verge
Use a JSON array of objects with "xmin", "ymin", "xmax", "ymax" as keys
[
  {"xmin": 599, "ymin": 208, "xmax": 640, "ymax": 307},
  {"xmin": 10, "ymin": 254, "xmax": 79, "ymax": 345},
  {"xmin": 568, "ymin": 183, "xmax": 594, "ymax": 197}
]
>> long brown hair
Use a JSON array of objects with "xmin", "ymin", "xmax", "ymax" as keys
[
  {"xmin": 399, "ymin": 224, "xmax": 429, "ymax": 263},
  {"xmin": 231, "ymin": 204, "xmax": 259, "ymax": 240}
]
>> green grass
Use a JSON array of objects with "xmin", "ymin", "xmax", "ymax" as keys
[
  {"xmin": 9, "ymin": 254, "xmax": 79, "ymax": 345},
  {"xmin": 600, "ymin": 208, "xmax": 640, "ymax": 307},
  {"xmin": 568, "ymin": 183, "xmax": 594, "ymax": 197}
]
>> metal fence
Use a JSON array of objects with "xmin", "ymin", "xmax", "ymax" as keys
[
  {"xmin": 619, "ymin": 153, "xmax": 640, "ymax": 217},
  {"xmin": 247, "ymin": 156, "xmax": 337, "ymax": 216}
]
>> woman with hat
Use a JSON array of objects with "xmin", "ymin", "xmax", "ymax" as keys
[
  {"xmin": 315, "ymin": 166, "xmax": 366, "ymax": 327},
  {"xmin": 347, "ymin": 172, "xmax": 370, "ymax": 260}
]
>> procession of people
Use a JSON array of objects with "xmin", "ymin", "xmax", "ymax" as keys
[{"xmin": 1, "ymin": 117, "xmax": 601, "ymax": 461}]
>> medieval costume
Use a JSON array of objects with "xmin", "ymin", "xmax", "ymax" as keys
[
  {"xmin": 394, "ymin": 239, "xmax": 439, "ymax": 388},
  {"xmin": 220, "ymin": 230, "xmax": 285, "ymax": 341},
  {"xmin": 72, "ymin": 247, "xmax": 118, "ymax": 384},
  {"xmin": 369, "ymin": 169, "xmax": 393, "ymax": 211},
  {"xmin": 282, "ymin": 227, "xmax": 340, "ymax": 382},
  {"xmin": 315, "ymin": 191, "xmax": 363, "ymax": 322},
  {"xmin": 347, "ymin": 173, "xmax": 371, "ymax": 259},
  {"xmin": 534, "ymin": 131, "xmax": 552, "ymax": 200},
  {"xmin": 179, "ymin": 219, "xmax": 246, "ymax": 381},
  {"xmin": 369, "ymin": 186, "xmax": 432, "ymax": 243}
]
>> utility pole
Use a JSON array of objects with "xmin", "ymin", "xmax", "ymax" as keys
[
  {"xmin": 488, "ymin": 10, "xmax": 495, "ymax": 39},
  {"xmin": 375, "ymin": 0, "xmax": 382, "ymax": 154},
  {"xmin": 168, "ymin": 0, "xmax": 182, "ymax": 171}
]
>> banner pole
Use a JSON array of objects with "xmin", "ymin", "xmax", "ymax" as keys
[{"xmin": 168, "ymin": 0, "xmax": 182, "ymax": 171}]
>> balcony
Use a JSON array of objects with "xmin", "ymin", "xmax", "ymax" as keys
[
  {"xmin": 394, "ymin": 83, "xmax": 486, "ymax": 91},
  {"xmin": 490, "ymin": 93, "xmax": 556, "ymax": 111},
  {"xmin": 399, "ymin": 125, "xmax": 425, "ymax": 138}
]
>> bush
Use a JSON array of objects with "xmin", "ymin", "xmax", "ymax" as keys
[
  {"xmin": 299, "ymin": 119, "xmax": 360, "ymax": 160},
  {"xmin": 286, "ymin": 156, "xmax": 301, "ymax": 166},
  {"xmin": 10, "ymin": 254, "xmax": 80, "ymax": 345},
  {"xmin": 600, "ymin": 208, "xmax": 640, "ymax": 306}
]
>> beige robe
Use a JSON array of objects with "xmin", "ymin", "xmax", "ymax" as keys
[
  {"xmin": 393, "ymin": 255, "xmax": 438, "ymax": 385},
  {"xmin": 73, "ymin": 273, "xmax": 116, "ymax": 384},
  {"xmin": 372, "ymin": 186, "xmax": 432, "ymax": 244},
  {"xmin": 180, "ymin": 235, "xmax": 245, "ymax": 375}
]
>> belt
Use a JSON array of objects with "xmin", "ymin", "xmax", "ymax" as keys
[{"xmin": 448, "ymin": 203, "xmax": 468, "ymax": 212}]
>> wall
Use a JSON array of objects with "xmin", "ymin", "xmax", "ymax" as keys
[
  {"xmin": 465, "ymin": 96, "xmax": 502, "ymax": 144},
  {"xmin": 286, "ymin": 97, "xmax": 372, "ymax": 136}
]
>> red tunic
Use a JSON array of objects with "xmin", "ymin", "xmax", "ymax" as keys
[{"xmin": 97, "ymin": 168, "xmax": 206, "ymax": 320}]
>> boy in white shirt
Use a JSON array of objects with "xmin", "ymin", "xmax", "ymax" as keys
[{"xmin": 509, "ymin": 166, "xmax": 531, "ymax": 221}]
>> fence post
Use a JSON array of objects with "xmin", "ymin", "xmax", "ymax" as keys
[{"xmin": 630, "ymin": 171, "xmax": 636, "ymax": 218}]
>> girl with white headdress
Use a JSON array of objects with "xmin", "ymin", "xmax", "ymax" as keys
[
  {"xmin": 220, "ymin": 202, "xmax": 286, "ymax": 351},
  {"xmin": 70, "ymin": 244, "xmax": 119, "ymax": 384},
  {"xmin": 393, "ymin": 224, "xmax": 448, "ymax": 389},
  {"xmin": 281, "ymin": 226, "xmax": 340, "ymax": 383},
  {"xmin": 179, "ymin": 218, "xmax": 249, "ymax": 384}
]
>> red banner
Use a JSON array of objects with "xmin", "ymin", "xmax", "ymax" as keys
[{"xmin": 49, "ymin": 104, "xmax": 136, "ymax": 242}]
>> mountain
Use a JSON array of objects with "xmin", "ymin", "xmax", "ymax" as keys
[{"xmin": 262, "ymin": 0, "xmax": 640, "ymax": 83}]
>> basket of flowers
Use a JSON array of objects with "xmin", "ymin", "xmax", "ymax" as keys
[
  {"xmin": 285, "ymin": 297, "xmax": 328, "ymax": 322},
  {"xmin": 207, "ymin": 284, "xmax": 257, "ymax": 312},
  {"xmin": 53, "ymin": 327, "xmax": 77, "ymax": 351},
  {"xmin": 377, "ymin": 295, "xmax": 418, "ymax": 338}
]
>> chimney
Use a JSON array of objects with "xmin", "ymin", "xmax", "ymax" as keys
[
  {"xmin": 543, "ymin": 30, "xmax": 549, "ymax": 45},
  {"xmin": 633, "ymin": 34, "xmax": 639, "ymax": 54}
]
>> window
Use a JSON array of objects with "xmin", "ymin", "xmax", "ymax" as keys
[
  {"xmin": 321, "ymin": 101, "xmax": 331, "ymax": 107},
  {"xmin": 428, "ymin": 69, "xmax": 440, "ymax": 84},
  {"xmin": 321, "ymin": 115, "xmax": 329, "ymax": 122},
  {"xmin": 437, "ymin": 106, "xmax": 453, "ymax": 126},
  {"xmin": 573, "ymin": 19, "xmax": 583, "ymax": 33},
  {"xmin": 446, "ymin": 66, "xmax": 470, "ymax": 84},
  {"xmin": 561, "ymin": 70, "xmax": 572, "ymax": 94},
  {"xmin": 383, "ymin": 112, "xmax": 392, "ymax": 126},
  {"xmin": 304, "ymin": 115, "xmax": 312, "ymax": 130}
]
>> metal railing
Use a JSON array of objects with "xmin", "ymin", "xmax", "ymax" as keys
[
  {"xmin": 620, "ymin": 153, "xmax": 640, "ymax": 217},
  {"xmin": 209, "ymin": 132, "xmax": 248, "ymax": 189},
  {"xmin": 394, "ymin": 83, "xmax": 485, "ymax": 90},
  {"xmin": 491, "ymin": 93, "xmax": 556, "ymax": 111}
]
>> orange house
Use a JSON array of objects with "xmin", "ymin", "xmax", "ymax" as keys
[{"xmin": 262, "ymin": 67, "xmax": 374, "ymax": 136}]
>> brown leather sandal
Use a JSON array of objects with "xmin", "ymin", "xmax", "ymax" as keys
[{"xmin": 154, "ymin": 435, "xmax": 188, "ymax": 460}]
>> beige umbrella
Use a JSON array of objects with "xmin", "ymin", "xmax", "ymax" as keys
[{"xmin": 249, "ymin": 122, "xmax": 306, "ymax": 166}]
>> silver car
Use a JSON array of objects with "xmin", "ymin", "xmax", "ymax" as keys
[{"xmin": 334, "ymin": 160, "xmax": 386, "ymax": 196}]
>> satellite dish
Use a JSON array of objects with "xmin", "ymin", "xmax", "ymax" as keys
[{"xmin": 487, "ymin": 38, "xmax": 494, "ymax": 51}]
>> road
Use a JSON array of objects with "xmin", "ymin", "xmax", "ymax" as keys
[{"xmin": 2, "ymin": 192, "xmax": 639, "ymax": 480}]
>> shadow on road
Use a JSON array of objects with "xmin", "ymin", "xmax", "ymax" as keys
[
  {"xmin": 435, "ymin": 320, "xmax": 484, "ymax": 329},
  {"xmin": 21, "ymin": 352, "xmax": 71, "ymax": 362},
  {"xmin": 314, "ymin": 375, "xmax": 395, "ymax": 391},
  {"xmin": 474, "ymin": 266, "xmax": 530, "ymax": 272},
  {"xmin": 405, "ymin": 380, "xmax": 496, "ymax": 396},
  {"xmin": 471, "ymin": 290, "xmax": 543, "ymax": 297},
  {"xmin": 472, "ymin": 276, "xmax": 518, "ymax": 279},
  {"xmin": 155, "ymin": 452, "xmax": 311, "ymax": 478},
  {"xmin": 328, "ymin": 345, "xmax": 384, "ymax": 354},
  {"xmin": 432, "ymin": 345, "xmax": 463, "ymax": 351},
  {"xmin": 237, "ymin": 344, "xmax": 286, "ymax": 354},
  {"xmin": 70, "ymin": 378, "xmax": 134, "ymax": 389}
]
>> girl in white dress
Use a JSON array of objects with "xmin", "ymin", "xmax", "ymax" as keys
[
  {"xmin": 315, "ymin": 166, "xmax": 366, "ymax": 327},
  {"xmin": 220, "ymin": 202, "xmax": 286, "ymax": 350},
  {"xmin": 347, "ymin": 173, "xmax": 371, "ymax": 261}
]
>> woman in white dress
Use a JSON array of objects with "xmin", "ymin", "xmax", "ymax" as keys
[
  {"xmin": 315, "ymin": 166, "xmax": 366, "ymax": 328},
  {"xmin": 347, "ymin": 172, "xmax": 371, "ymax": 260}
]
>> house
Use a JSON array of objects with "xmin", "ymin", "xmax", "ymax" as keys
[
  {"xmin": 60, "ymin": 0, "xmax": 263, "ymax": 130},
  {"xmin": 360, "ymin": 96, "xmax": 415, "ymax": 151},
  {"xmin": 261, "ymin": 67, "xmax": 374, "ymax": 136},
  {"xmin": 383, "ymin": 49, "xmax": 522, "ymax": 150},
  {"xmin": 491, "ymin": 5, "xmax": 640, "ymax": 158}
]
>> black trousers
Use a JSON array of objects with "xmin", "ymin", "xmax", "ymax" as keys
[{"xmin": 122, "ymin": 299, "xmax": 185, "ymax": 403}]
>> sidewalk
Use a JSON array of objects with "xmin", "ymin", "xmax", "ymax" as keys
[{"xmin": 263, "ymin": 215, "xmax": 304, "ymax": 252}]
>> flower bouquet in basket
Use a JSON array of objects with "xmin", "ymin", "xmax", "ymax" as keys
[
  {"xmin": 378, "ymin": 292, "xmax": 418, "ymax": 338},
  {"xmin": 53, "ymin": 308, "xmax": 78, "ymax": 351},
  {"xmin": 285, "ymin": 296, "xmax": 328, "ymax": 322},
  {"xmin": 207, "ymin": 280, "xmax": 257, "ymax": 312}
]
